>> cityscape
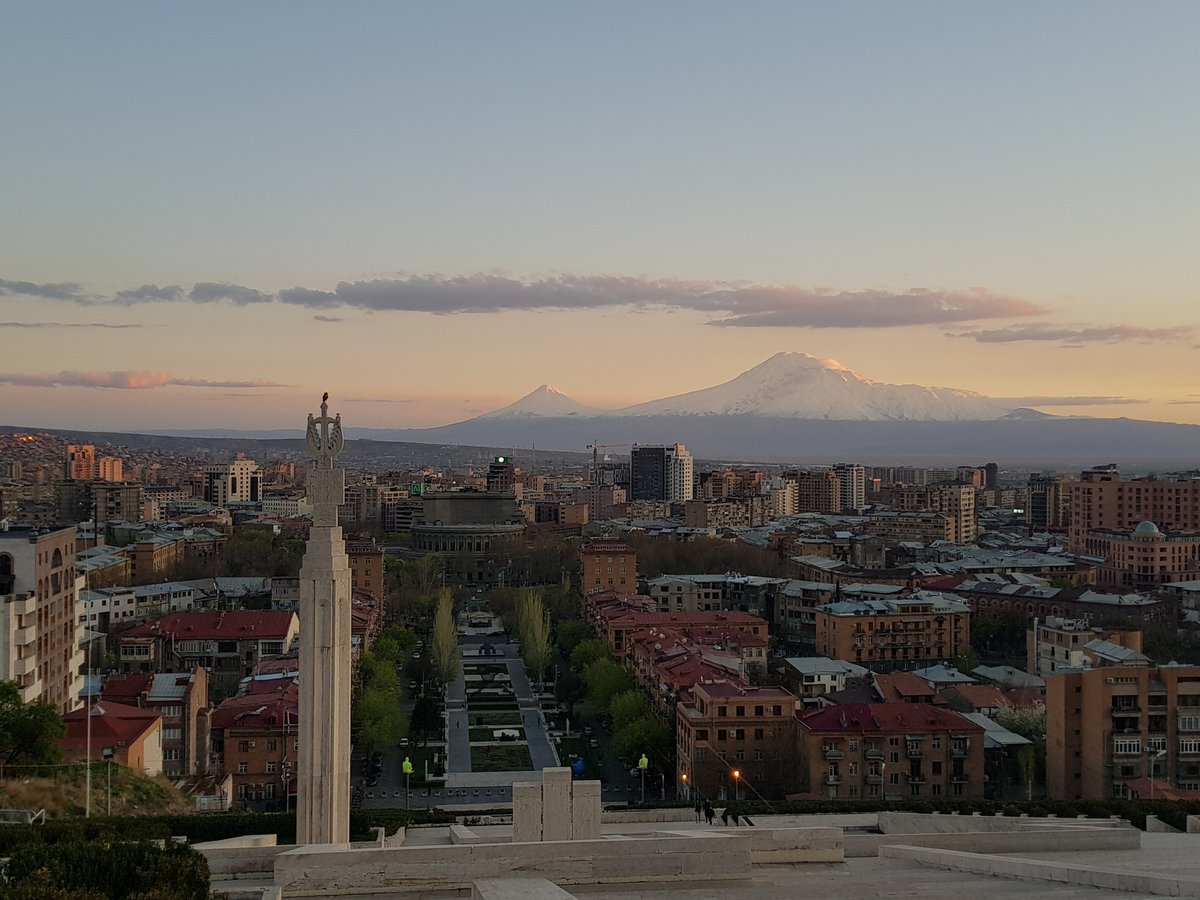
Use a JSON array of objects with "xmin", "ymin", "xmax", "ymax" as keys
[{"xmin": 2, "ymin": 3, "xmax": 1198, "ymax": 899}]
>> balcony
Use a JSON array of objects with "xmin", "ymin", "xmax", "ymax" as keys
[
  {"xmin": 951, "ymin": 748, "xmax": 968, "ymax": 759},
  {"xmin": 11, "ymin": 624, "xmax": 37, "ymax": 646},
  {"xmin": 824, "ymin": 775, "xmax": 842, "ymax": 785},
  {"xmin": 823, "ymin": 748, "xmax": 844, "ymax": 760},
  {"xmin": 951, "ymin": 775, "xmax": 969, "ymax": 784},
  {"xmin": 907, "ymin": 773, "xmax": 926, "ymax": 783},
  {"xmin": 865, "ymin": 748, "xmax": 884, "ymax": 760},
  {"xmin": 906, "ymin": 747, "xmax": 925, "ymax": 759},
  {"xmin": 865, "ymin": 774, "xmax": 882, "ymax": 784},
  {"xmin": 1110, "ymin": 706, "xmax": 1141, "ymax": 717},
  {"xmin": 13, "ymin": 655, "xmax": 38, "ymax": 677}
]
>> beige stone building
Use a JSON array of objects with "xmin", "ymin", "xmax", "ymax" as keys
[
  {"xmin": 894, "ymin": 484, "xmax": 977, "ymax": 543},
  {"xmin": 1067, "ymin": 466, "xmax": 1200, "ymax": 550},
  {"xmin": 815, "ymin": 593, "xmax": 970, "ymax": 671},
  {"xmin": 0, "ymin": 524, "xmax": 84, "ymax": 712},
  {"xmin": 580, "ymin": 541, "xmax": 637, "ymax": 595},
  {"xmin": 1082, "ymin": 522, "xmax": 1200, "ymax": 591},
  {"xmin": 1047, "ymin": 664, "xmax": 1200, "ymax": 800}
]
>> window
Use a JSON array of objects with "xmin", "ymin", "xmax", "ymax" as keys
[
  {"xmin": 237, "ymin": 763, "xmax": 248, "ymax": 775},
  {"xmin": 889, "ymin": 773, "xmax": 899, "ymax": 786},
  {"xmin": 696, "ymin": 729, "xmax": 709, "ymax": 741},
  {"xmin": 931, "ymin": 738, "xmax": 942, "ymax": 750},
  {"xmin": 717, "ymin": 729, "xmax": 727, "ymax": 742},
  {"xmin": 849, "ymin": 739, "xmax": 858, "ymax": 751},
  {"xmin": 1181, "ymin": 716, "xmax": 1200, "ymax": 733},
  {"xmin": 1113, "ymin": 737, "xmax": 1141, "ymax": 755},
  {"xmin": 267, "ymin": 740, "xmax": 278, "ymax": 752},
  {"xmin": 266, "ymin": 761, "xmax": 277, "ymax": 774},
  {"xmin": 889, "ymin": 752, "xmax": 899, "ymax": 764},
  {"xmin": 849, "ymin": 763, "xmax": 858, "ymax": 776},
  {"xmin": 1181, "ymin": 739, "xmax": 1200, "ymax": 754},
  {"xmin": 163, "ymin": 728, "xmax": 182, "ymax": 741},
  {"xmin": 239, "ymin": 741, "xmax": 250, "ymax": 753}
]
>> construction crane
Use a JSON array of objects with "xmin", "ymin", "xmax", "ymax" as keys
[{"xmin": 586, "ymin": 441, "xmax": 629, "ymax": 481}]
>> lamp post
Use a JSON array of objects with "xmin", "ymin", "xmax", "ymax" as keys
[
  {"xmin": 103, "ymin": 747, "xmax": 114, "ymax": 817},
  {"xmin": 402, "ymin": 756, "xmax": 414, "ymax": 811},
  {"xmin": 1149, "ymin": 748, "xmax": 1168, "ymax": 800},
  {"xmin": 638, "ymin": 753, "xmax": 648, "ymax": 804},
  {"xmin": 680, "ymin": 772, "xmax": 689, "ymax": 803},
  {"xmin": 732, "ymin": 768, "xmax": 742, "ymax": 802}
]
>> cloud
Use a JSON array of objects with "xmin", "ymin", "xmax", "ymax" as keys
[
  {"xmin": 953, "ymin": 323, "xmax": 1192, "ymax": 343},
  {"xmin": 6, "ymin": 271, "xmax": 1049, "ymax": 329},
  {"xmin": 114, "ymin": 284, "xmax": 184, "ymax": 303},
  {"xmin": 997, "ymin": 396, "xmax": 1147, "ymax": 407},
  {"xmin": 0, "ymin": 371, "xmax": 285, "ymax": 389},
  {"xmin": 1167, "ymin": 399, "xmax": 1200, "ymax": 406},
  {"xmin": 313, "ymin": 314, "xmax": 344, "ymax": 322},
  {"xmin": 0, "ymin": 321, "xmax": 143, "ymax": 329},
  {"xmin": 0, "ymin": 278, "xmax": 92, "ymax": 302},
  {"xmin": 188, "ymin": 283, "xmax": 274, "ymax": 305}
]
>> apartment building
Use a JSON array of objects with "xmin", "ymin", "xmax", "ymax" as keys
[
  {"xmin": 101, "ymin": 667, "xmax": 211, "ymax": 778},
  {"xmin": 60, "ymin": 701, "xmax": 163, "ymax": 777},
  {"xmin": 790, "ymin": 470, "xmax": 841, "ymax": 514},
  {"xmin": 1027, "ymin": 617, "xmax": 1145, "ymax": 677},
  {"xmin": 832, "ymin": 463, "xmax": 865, "ymax": 513},
  {"xmin": 894, "ymin": 484, "xmax": 978, "ymax": 543},
  {"xmin": 676, "ymin": 681, "xmax": 800, "ymax": 801},
  {"xmin": 1027, "ymin": 473, "xmax": 1070, "ymax": 529},
  {"xmin": 862, "ymin": 511, "xmax": 955, "ymax": 543},
  {"xmin": 629, "ymin": 444, "xmax": 694, "ymax": 502},
  {"xmin": 210, "ymin": 684, "xmax": 299, "ymax": 811},
  {"xmin": 347, "ymin": 542, "xmax": 385, "ymax": 599},
  {"xmin": 815, "ymin": 593, "xmax": 971, "ymax": 672},
  {"xmin": 203, "ymin": 457, "xmax": 263, "ymax": 506},
  {"xmin": 1046, "ymin": 665, "xmax": 1200, "ymax": 800},
  {"xmin": 1067, "ymin": 467, "xmax": 1200, "ymax": 551},
  {"xmin": 580, "ymin": 541, "xmax": 637, "ymax": 595},
  {"xmin": 65, "ymin": 444, "xmax": 96, "ymax": 480},
  {"xmin": 795, "ymin": 703, "xmax": 986, "ymax": 801},
  {"xmin": 0, "ymin": 524, "xmax": 84, "ymax": 711}
]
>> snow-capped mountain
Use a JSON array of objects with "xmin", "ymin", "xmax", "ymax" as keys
[
  {"xmin": 613, "ymin": 352, "xmax": 1013, "ymax": 421},
  {"xmin": 478, "ymin": 384, "xmax": 604, "ymax": 418}
]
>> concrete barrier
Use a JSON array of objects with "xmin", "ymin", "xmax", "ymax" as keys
[
  {"xmin": 1187, "ymin": 815, "xmax": 1200, "ymax": 834},
  {"xmin": 472, "ymin": 877, "xmax": 576, "ymax": 900},
  {"xmin": 196, "ymin": 835, "xmax": 279, "ymax": 849},
  {"xmin": 196, "ymin": 842, "xmax": 290, "ymax": 882},
  {"xmin": 1144, "ymin": 815, "xmax": 1181, "ymax": 834},
  {"xmin": 710, "ymin": 826, "xmax": 842, "ymax": 863},
  {"xmin": 880, "ymin": 844, "xmax": 1200, "ymax": 897},
  {"xmin": 450, "ymin": 824, "xmax": 485, "ymax": 845},
  {"xmin": 273, "ymin": 831, "xmax": 750, "ymax": 895},
  {"xmin": 846, "ymin": 827, "xmax": 1139, "ymax": 858},
  {"xmin": 878, "ymin": 811, "xmax": 1125, "ymax": 834},
  {"xmin": 601, "ymin": 808, "xmax": 694, "ymax": 824}
]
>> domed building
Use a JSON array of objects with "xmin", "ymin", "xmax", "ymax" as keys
[{"xmin": 1084, "ymin": 519, "xmax": 1200, "ymax": 590}]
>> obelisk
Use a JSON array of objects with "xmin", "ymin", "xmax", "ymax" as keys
[{"xmin": 297, "ymin": 393, "xmax": 352, "ymax": 844}]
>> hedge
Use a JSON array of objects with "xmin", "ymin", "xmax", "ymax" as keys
[
  {"xmin": 0, "ymin": 809, "xmax": 456, "ymax": 854},
  {"xmin": 2, "ymin": 840, "xmax": 210, "ymax": 900}
]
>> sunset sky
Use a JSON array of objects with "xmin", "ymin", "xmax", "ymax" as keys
[{"xmin": 2, "ymin": 3, "xmax": 1198, "ymax": 432}]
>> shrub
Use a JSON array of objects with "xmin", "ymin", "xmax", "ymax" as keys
[{"xmin": 2, "ymin": 841, "xmax": 209, "ymax": 900}]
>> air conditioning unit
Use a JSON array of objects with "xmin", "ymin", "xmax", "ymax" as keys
[
  {"xmin": 249, "ymin": 741, "xmax": 257, "ymax": 748},
  {"xmin": 1106, "ymin": 678, "xmax": 1116, "ymax": 684}
]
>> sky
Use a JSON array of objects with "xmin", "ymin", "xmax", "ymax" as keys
[{"xmin": 1, "ymin": 2, "xmax": 1198, "ymax": 432}]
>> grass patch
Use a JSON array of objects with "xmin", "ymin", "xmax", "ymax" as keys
[
  {"xmin": 469, "ymin": 728, "xmax": 525, "ymax": 742},
  {"xmin": 470, "ymin": 711, "xmax": 523, "ymax": 726},
  {"xmin": 471, "ymin": 745, "xmax": 534, "ymax": 772}
]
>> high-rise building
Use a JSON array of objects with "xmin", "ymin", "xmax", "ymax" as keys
[
  {"xmin": 1067, "ymin": 467, "xmax": 1200, "ymax": 551},
  {"xmin": 984, "ymin": 462, "xmax": 999, "ymax": 491},
  {"xmin": 1027, "ymin": 473, "xmax": 1069, "ymax": 529},
  {"xmin": 97, "ymin": 456, "xmax": 124, "ymax": 482},
  {"xmin": 65, "ymin": 444, "xmax": 96, "ymax": 480},
  {"xmin": 832, "ymin": 463, "xmax": 865, "ymax": 513},
  {"xmin": 203, "ymin": 457, "xmax": 263, "ymax": 506},
  {"xmin": 791, "ymin": 470, "xmax": 841, "ymax": 514},
  {"xmin": 91, "ymin": 481, "xmax": 147, "ymax": 530},
  {"xmin": 486, "ymin": 456, "xmax": 516, "ymax": 494},
  {"xmin": 0, "ymin": 524, "xmax": 85, "ymax": 712},
  {"xmin": 630, "ymin": 444, "xmax": 693, "ymax": 502}
]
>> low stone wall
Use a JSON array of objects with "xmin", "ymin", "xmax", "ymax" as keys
[
  {"xmin": 450, "ymin": 824, "xmax": 484, "ymax": 845},
  {"xmin": 880, "ymin": 844, "xmax": 1200, "ymax": 897},
  {"xmin": 601, "ymin": 808, "xmax": 694, "ymax": 824},
  {"xmin": 472, "ymin": 877, "xmax": 576, "ymax": 900},
  {"xmin": 273, "ymin": 832, "xmax": 750, "ymax": 896},
  {"xmin": 708, "ymin": 826, "xmax": 842, "ymax": 863},
  {"xmin": 878, "ymin": 811, "xmax": 1126, "ymax": 835},
  {"xmin": 846, "ymin": 827, "xmax": 1138, "ymax": 858},
  {"xmin": 196, "ymin": 836, "xmax": 289, "ymax": 882}
]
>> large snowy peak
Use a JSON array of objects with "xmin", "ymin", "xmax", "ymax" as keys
[{"xmin": 615, "ymin": 352, "xmax": 1013, "ymax": 421}]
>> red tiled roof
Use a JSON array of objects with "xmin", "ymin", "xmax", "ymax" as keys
[
  {"xmin": 697, "ymin": 681, "xmax": 794, "ymax": 700},
  {"xmin": 61, "ymin": 701, "xmax": 161, "ymax": 752},
  {"xmin": 122, "ymin": 610, "xmax": 297, "ymax": 641},
  {"xmin": 210, "ymin": 684, "xmax": 298, "ymax": 730},
  {"xmin": 608, "ymin": 611, "xmax": 765, "ymax": 628},
  {"xmin": 946, "ymin": 684, "xmax": 1015, "ymax": 711},
  {"xmin": 798, "ymin": 703, "xmax": 984, "ymax": 734},
  {"xmin": 100, "ymin": 673, "xmax": 152, "ymax": 701},
  {"xmin": 874, "ymin": 672, "xmax": 937, "ymax": 702}
]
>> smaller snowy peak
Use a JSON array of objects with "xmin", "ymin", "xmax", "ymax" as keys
[{"xmin": 479, "ymin": 384, "xmax": 604, "ymax": 418}]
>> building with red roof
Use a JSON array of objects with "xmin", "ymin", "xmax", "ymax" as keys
[
  {"xmin": 60, "ymin": 701, "xmax": 163, "ymax": 777},
  {"xmin": 101, "ymin": 667, "xmax": 211, "ymax": 778},
  {"xmin": 210, "ymin": 682, "xmax": 298, "ymax": 811},
  {"xmin": 794, "ymin": 703, "xmax": 986, "ymax": 801},
  {"xmin": 118, "ymin": 610, "xmax": 299, "ymax": 698}
]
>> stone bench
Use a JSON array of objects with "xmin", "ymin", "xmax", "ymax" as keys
[{"xmin": 472, "ymin": 877, "xmax": 576, "ymax": 900}]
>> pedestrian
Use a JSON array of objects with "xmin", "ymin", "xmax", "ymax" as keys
[
  {"xmin": 704, "ymin": 801, "xmax": 714, "ymax": 825},
  {"xmin": 694, "ymin": 800, "xmax": 702, "ymax": 823}
]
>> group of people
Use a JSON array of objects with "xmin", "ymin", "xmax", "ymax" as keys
[{"xmin": 693, "ymin": 799, "xmax": 748, "ymax": 826}]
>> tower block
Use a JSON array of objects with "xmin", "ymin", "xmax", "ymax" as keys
[{"xmin": 297, "ymin": 394, "xmax": 352, "ymax": 845}]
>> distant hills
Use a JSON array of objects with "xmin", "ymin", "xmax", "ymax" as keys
[{"xmin": 8, "ymin": 353, "xmax": 1198, "ymax": 468}]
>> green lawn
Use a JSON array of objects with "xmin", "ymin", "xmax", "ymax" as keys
[
  {"xmin": 471, "ymin": 745, "xmax": 534, "ymax": 772},
  {"xmin": 469, "ymin": 728, "xmax": 525, "ymax": 742},
  {"xmin": 470, "ymin": 711, "xmax": 523, "ymax": 727}
]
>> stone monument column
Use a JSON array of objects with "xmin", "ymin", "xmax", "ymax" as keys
[{"xmin": 297, "ymin": 394, "xmax": 352, "ymax": 844}]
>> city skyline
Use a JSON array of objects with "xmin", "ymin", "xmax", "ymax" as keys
[{"xmin": 2, "ymin": 3, "xmax": 1197, "ymax": 430}]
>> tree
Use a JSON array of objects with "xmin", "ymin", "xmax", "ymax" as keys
[
  {"xmin": 570, "ymin": 639, "xmax": 611, "ymax": 672},
  {"xmin": 518, "ymin": 589, "xmax": 553, "ymax": 688},
  {"xmin": 611, "ymin": 717, "xmax": 673, "ymax": 771},
  {"xmin": 0, "ymin": 680, "xmax": 65, "ymax": 767},
  {"xmin": 373, "ymin": 624, "xmax": 417, "ymax": 665},
  {"xmin": 410, "ymin": 696, "xmax": 442, "ymax": 748},
  {"xmin": 582, "ymin": 659, "xmax": 635, "ymax": 714},
  {"xmin": 555, "ymin": 620, "xmax": 593, "ymax": 657},
  {"xmin": 554, "ymin": 670, "xmax": 586, "ymax": 720},
  {"xmin": 354, "ymin": 688, "xmax": 408, "ymax": 759},
  {"xmin": 1017, "ymin": 744, "xmax": 1037, "ymax": 801},
  {"xmin": 610, "ymin": 690, "xmax": 651, "ymax": 732},
  {"xmin": 994, "ymin": 706, "xmax": 1046, "ymax": 744},
  {"xmin": 431, "ymin": 589, "xmax": 460, "ymax": 685}
]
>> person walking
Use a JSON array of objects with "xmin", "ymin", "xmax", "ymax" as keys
[
  {"xmin": 703, "ymin": 801, "xmax": 714, "ymax": 825},
  {"xmin": 694, "ymin": 800, "xmax": 702, "ymax": 823}
]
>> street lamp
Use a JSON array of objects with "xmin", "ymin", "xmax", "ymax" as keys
[
  {"xmin": 638, "ymin": 753, "xmax": 648, "ymax": 804},
  {"xmin": 680, "ymin": 772, "xmax": 689, "ymax": 802},
  {"xmin": 402, "ymin": 756, "xmax": 414, "ymax": 810},
  {"xmin": 731, "ymin": 769, "xmax": 742, "ymax": 802}
]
